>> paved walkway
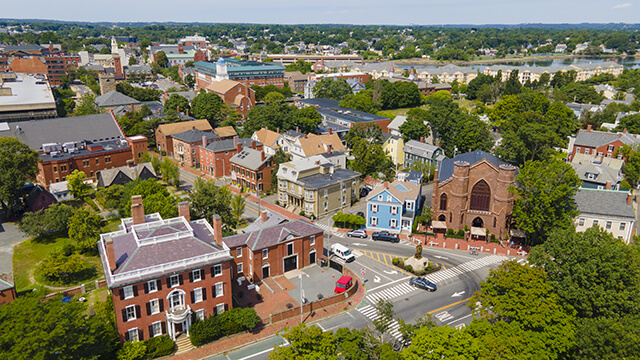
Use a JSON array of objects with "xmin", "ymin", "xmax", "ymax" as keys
[{"xmin": 0, "ymin": 222, "xmax": 28, "ymax": 274}]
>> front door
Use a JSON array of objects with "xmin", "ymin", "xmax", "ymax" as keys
[
  {"xmin": 284, "ymin": 255, "xmax": 298, "ymax": 273},
  {"xmin": 175, "ymin": 322, "xmax": 183, "ymax": 334},
  {"xmin": 262, "ymin": 265, "xmax": 270, "ymax": 279},
  {"xmin": 309, "ymin": 251, "xmax": 316, "ymax": 264}
]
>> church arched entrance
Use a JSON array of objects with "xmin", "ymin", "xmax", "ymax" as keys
[
  {"xmin": 472, "ymin": 217, "xmax": 484, "ymax": 228},
  {"xmin": 438, "ymin": 214, "xmax": 446, "ymax": 221}
]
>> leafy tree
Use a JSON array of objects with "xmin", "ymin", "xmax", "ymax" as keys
[
  {"xmin": 403, "ymin": 325, "xmax": 482, "ymax": 360},
  {"xmin": 117, "ymin": 341, "xmax": 147, "ymax": 360},
  {"xmin": 616, "ymin": 113, "xmax": 640, "ymax": 134},
  {"xmin": 561, "ymin": 82, "xmax": 604, "ymax": 104},
  {"xmin": 191, "ymin": 91, "xmax": 225, "ymax": 126},
  {"xmin": 410, "ymin": 161, "xmax": 434, "ymax": 181},
  {"xmin": 155, "ymin": 50, "xmax": 168, "ymax": 68},
  {"xmin": 495, "ymin": 122, "xmax": 562, "ymax": 166},
  {"xmin": 344, "ymin": 122, "xmax": 384, "ymax": 149},
  {"xmin": 424, "ymin": 96, "xmax": 466, "ymax": 157},
  {"xmin": 502, "ymin": 69, "xmax": 522, "ymax": 96},
  {"xmin": 510, "ymin": 159, "xmax": 581, "ymax": 245},
  {"xmin": 95, "ymin": 185, "xmax": 124, "ymax": 210},
  {"xmin": 313, "ymin": 78, "xmax": 352, "ymax": 101},
  {"xmin": 466, "ymin": 72, "xmax": 497, "ymax": 100},
  {"xmin": 37, "ymin": 249, "xmax": 92, "ymax": 284},
  {"xmin": 338, "ymin": 90, "xmax": 381, "ymax": 114},
  {"xmin": 399, "ymin": 108, "xmax": 430, "ymax": 142},
  {"xmin": 66, "ymin": 170, "xmax": 91, "ymax": 198},
  {"xmin": 454, "ymin": 114, "xmax": 494, "ymax": 154},
  {"xmin": 573, "ymin": 316, "xmax": 640, "ymax": 360},
  {"xmin": 163, "ymin": 93, "xmax": 190, "ymax": 115},
  {"xmin": 264, "ymin": 91, "xmax": 285, "ymax": 106},
  {"xmin": 543, "ymin": 101, "xmax": 580, "ymax": 140},
  {"xmin": 0, "ymin": 138, "xmax": 40, "ymax": 220},
  {"xmin": 189, "ymin": 178, "xmax": 234, "ymax": 229},
  {"xmin": 372, "ymin": 298, "xmax": 395, "ymax": 341},
  {"xmin": 19, "ymin": 203, "xmax": 73, "ymax": 238},
  {"xmin": 0, "ymin": 290, "xmax": 118, "ymax": 359},
  {"xmin": 185, "ymin": 74, "xmax": 195, "ymax": 88},
  {"xmin": 331, "ymin": 211, "xmax": 366, "ymax": 229},
  {"xmin": 116, "ymin": 82, "xmax": 161, "ymax": 102},
  {"xmin": 68, "ymin": 209, "xmax": 103, "ymax": 253},
  {"xmin": 73, "ymin": 93, "xmax": 100, "ymax": 116},
  {"xmin": 285, "ymin": 59, "xmax": 312, "ymax": 74},
  {"xmin": 488, "ymin": 94, "xmax": 522, "ymax": 128},
  {"xmin": 231, "ymin": 194, "xmax": 245, "ymax": 226},
  {"xmin": 128, "ymin": 56, "xmax": 137, "ymax": 66},
  {"xmin": 290, "ymin": 106, "xmax": 322, "ymax": 134},
  {"xmin": 615, "ymin": 144, "xmax": 640, "ymax": 188},
  {"xmin": 159, "ymin": 157, "xmax": 180, "ymax": 188},
  {"xmin": 120, "ymin": 179, "xmax": 171, "ymax": 215}
]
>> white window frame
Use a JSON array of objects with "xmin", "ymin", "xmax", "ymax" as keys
[
  {"xmin": 378, "ymin": 194, "xmax": 383, "ymax": 201},
  {"xmin": 608, "ymin": 145, "xmax": 614, "ymax": 152},
  {"xmin": 578, "ymin": 218, "xmax": 585, "ymax": 226},
  {"xmin": 287, "ymin": 242, "xmax": 294, "ymax": 256},
  {"xmin": 123, "ymin": 285, "xmax": 134, "ymax": 300},
  {"xmin": 620, "ymin": 222, "xmax": 626, "ymax": 230},
  {"xmin": 387, "ymin": 195, "xmax": 392, "ymax": 202},
  {"xmin": 151, "ymin": 321, "xmax": 162, "ymax": 337},
  {"xmin": 196, "ymin": 309, "xmax": 205, "ymax": 321},
  {"xmin": 606, "ymin": 221, "xmax": 612, "ymax": 230},
  {"xmin": 169, "ymin": 291, "xmax": 185, "ymax": 311},
  {"xmin": 236, "ymin": 247, "xmax": 242, "ymax": 258},
  {"xmin": 324, "ymin": 201, "xmax": 328, "ymax": 210},
  {"xmin": 150, "ymin": 299, "xmax": 160, "ymax": 315},
  {"xmin": 213, "ymin": 264, "xmax": 222, "ymax": 277},
  {"xmin": 170, "ymin": 275, "xmax": 179, "ymax": 288},
  {"xmin": 310, "ymin": 235, "xmax": 315, "ymax": 246},
  {"xmin": 125, "ymin": 305, "xmax": 136, "ymax": 321},
  {"xmin": 324, "ymin": 189, "xmax": 328, "ymax": 198},
  {"xmin": 593, "ymin": 219, "xmax": 599, "ymax": 227},
  {"xmin": 192, "ymin": 269, "xmax": 202, "ymax": 282},
  {"xmin": 237, "ymin": 262, "xmax": 243, "ymax": 274},
  {"xmin": 371, "ymin": 217, "xmax": 378, "ymax": 226},
  {"xmin": 216, "ymin": 303, "xmax": 225, "ymax": 314},
  {"xmin": 371, "ymin": 204, "xmax": 378, "ymax": 213},
  {"xmin": 128, "ymin": 328, "xmax": 139, "ymax": 342},
  {"xmin": 147, "ymin": 280, "xmax": 157, "ymax": 293},
  {"xmin": 390, "ymin": 218, "xmax": 397, "ymax": 228},
  {"xmin": 391, "ymin": 206, "xmax": 397, "ymax": 215},
  {"xmin": 194, "ymin": 288, "xmax": 203, "ymax": 303},
  {"xmin": 215, "ymin": 282, "xmax": 224, "ymax": 297},
  {"xmin": 262, "ymin": 248, "xmax": 268, "ymax": 259}
]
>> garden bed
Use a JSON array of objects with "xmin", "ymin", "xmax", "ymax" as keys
[{"xmin": 391, "ymin": 256, "xmax": 441, "ymax": 276}]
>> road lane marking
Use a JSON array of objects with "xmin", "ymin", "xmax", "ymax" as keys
[
  {"xmin": 426, "ymin": 298, "xmax": 471, "ymax": 315},
  {"xmin": 447, "ymin": 313, "xmax": 473, "ymax": 325},
  {"xmin": 366, "ymin": 276, "xmax": 412, "ymax": 292},
  {"xmin": 354, "ymin": 260, "xmax": 394, "ymax": 281}
]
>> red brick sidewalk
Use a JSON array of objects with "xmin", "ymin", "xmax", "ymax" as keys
[
  {"xmin": 170, "ymin": 278, "xmax": 366, "ymax": 360},
  {"xmin": 407, "ymin": 233, "xmax": 529, "ymax": 258}
]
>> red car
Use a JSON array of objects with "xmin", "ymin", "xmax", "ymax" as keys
[{"xmin": 334, "ymin": 276, "xmax": 353, "ymax": 294}]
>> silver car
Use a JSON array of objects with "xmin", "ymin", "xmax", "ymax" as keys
[{"xmin": 347, "ymin": 229, "xmax": 367, "ymax": 238}]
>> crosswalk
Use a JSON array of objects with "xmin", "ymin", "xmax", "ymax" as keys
[
  {"xmin": 314, "ymin": 223, "xmax": 345, "ymax": 238},
  {"xmin": 357, "ymin": 304, "xmax": 404, "ymax": 341},
  {"xmin": 365, "ymin": 254, "xmax": 508, "ymax": 304}
]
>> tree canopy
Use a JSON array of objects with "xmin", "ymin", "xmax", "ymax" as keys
[{"xmin": 0, "ymin": 138, "xmax": 40, "ymax": 220}]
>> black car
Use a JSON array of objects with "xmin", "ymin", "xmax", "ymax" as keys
[
  {"xmin": 409, "ymin": 277, "xmax": 437, "ymax": 292},
  {"xmin": 356, "ymin": 211, "xmax": 365, "ymax": 218},
  {"xmin": 372, "ymin": 231, "xmax": 399, "ymax": 243},
  {"xmin": 359, "ymin": 188, "xmax": 370, "ymax": 198}
]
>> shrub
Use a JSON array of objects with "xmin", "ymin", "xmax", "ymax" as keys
[
  {"xmin": 415, "ymin": 270, "xmax": 426, "ymax": 276},
  {"xmin": 426, "ymin": 262, "xmax": 433, "ymax": 271},
  {"xmin": 446, "ymin": 228, "xmax": 454, "ymax": 236},
  {"xmin": 190, "ymin": 308, "xmax": 260, "ymax": 347},
  {"xmin": 456, "ymin": 229, "xmax": 465, "ymax": 237},
  {"xmin": 392, "ymin": 258, "xmax": 400, "ymax": 266},
  {"xmin": 62, "ymin": 244, "xmax": 76, "ymax": 256},
  {"xmin": 404, "ymin": 264, "xmax": 413, "ymax": 273},
  {"xmin": 398, "ymin": 260, "xmax": 404, "ymax": 268},
  {"xmin": 299, "ymin": 211, "xmax": 305, "ymax": 216},
  {"xmin": 491, "ymin": 234, "xmax": 496, "ymax": 240},
  {"xmin": 144, "ymin": 335, "xmax": 174, "ymax": 358}
]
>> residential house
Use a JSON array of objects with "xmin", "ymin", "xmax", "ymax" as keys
[
  {"xmin": 365, "ymin": 179, "xmax": 422, "ymax": 233},
  {"xmin": 569, "ymin": 161, "xmax": 624, "ymax": 191},
  {"xmin": 49, "ymin": 181, "xmax": 74, "ymax": 202},
  {"xmin": 294, "ymin": 98, "xmax": 391, "ymax": 132},
  {"xmin": 251, "ymin": 128, "xmax": 281, "ymax": 156},
  {"xmin": 98, "ymin": 197, "xmax": 234, "ymax": 342},
  {"xmin": 290, "ymin": 133, "xmax": 346, "ymax": 160},
  {"xmin": 432, "ymin": 150, "xmax": 518, "ymax": 240},
  {"xmin": 172, "ymin": 129, "xmax": 220, "ymax": 168},
  {"xmin": 97, "ymin": 162, "xmax": 157, "ymax": 188},
  {"xmin": 23, "ymin": 184, "xmax": 57, "ymax": 213},
  {"xmin": 403, "ymin": 140, "xmax": 446, "ymax": 169},
  {"xmin": 276, "ymin": 158, "xmax": 361, "ymax": 217},
  {"xmin": 200, "ymin": 137, "xmax": 261, "ymax": 178},
  {"xmin": 155, "ymin": 120, "xmax": 214, "ymax": 156},
  {"xmin": 94, "ymin": 90, "xmax": 142, "ymax": 112},
  {"xmin": 382, "ymin": 133, "xmax": 405, "ymax": 167},
  {"xmin": 223, "ymin": 219, "xmax": 323, "ymax": 282},
  {"xmin": 0, "ymin": 273, "xmax": 16, "ymax": 306},
  {"xmin": 230, "ymin": 144, "xmax": 274, "ymax": 193},
  {"xmin": 566, "ymin": 125, "xmax": 640, "ymax": 162},
  {"xmin": 574, "ymin": 189, "xmax": 636, "ymax": 243},
  {"xmin": 205, "ymin": 79, "xmax": 255, "ymax": 119}
]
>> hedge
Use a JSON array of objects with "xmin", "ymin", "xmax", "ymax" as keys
[
  {"xmin": 190, "ymin": 308, "xmax": 261, "ymax": 347},
  {"xmin": 144, "ymin": 335, "xmax": 175, "ymax": 359}
]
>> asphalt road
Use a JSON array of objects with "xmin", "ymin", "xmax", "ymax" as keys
[{"xmin": 0, "ymin": 221, "xmax": 27, "ymax": 274}]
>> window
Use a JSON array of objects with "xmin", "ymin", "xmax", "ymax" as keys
[
  {"xmin": 342, "ymin": 195, "xmax": 346, "ymax": 205},
  {"xmin": 597, "ymin": 152, "xmax": 604, "ymax": 157},
  {"xmin": 390, "ymin": 219, "xmax": 397, "ymax": 228},
  {"xmin": 194, "ymin": 288, "xmax": 203, "ymax": 303},
  {"xmin": 149, "ymin": 299, "xmax": 159, "ymax": 314},
  {"xmin": 216, "ymin": 303, "xmax": 225, "ymax": 314},
  {"xmin": 378, "ymin": 195, "xmax": 383, "ymax": 201},
  {"xmin": 387, "ymin": 195, "xmax": 392, "ymax": 202},
  {"xmin": 371, "ymin": 217, "xmax": 378, "ymax": 226},
  {"xmin": 391, "ymin": 206, "xmax": 397, "ymax": 215},
  {"xmin": 196, "ymin": 309, "xmax": 205, "ymax": 321},
  {"xmin": 576, "ymin": 147, "xmax": 581, "ymax": 153},
  {"xmin": 593, "ymin": 219, "xmax": 599, "ymax": 227},
  {"xmin": 470, "ymin": 180, "xmax": 491, "ymax": 212},
  {"xmin": 324, "ymin": 202, "xmax": 328, "ymax": 210},
  {"xmin": 147, "ymin": 280, "xmax": 157, "ymax": 293},
  {"xmin": 585, "ymin": 149, "xmax": 590, "ymax": 155},
  {"xmin": 342, "ymin": 183, "xmax": 346, "ymax": 191},
  {"xmin": 96, "ymin": 158, "xmax": 99, "ymax": 165},
  {"xmin": 170, "ymin": 275, "xmax": 179, "ymax": 288},
  {"xmin": 620, "ymin": 222, "xmax": 626, "ymax": 231},
  {"xmin": 262, "ymin": 249, "xmax": 268, "ymax": 259},
  {"xmin": 237, "ymin": 263, "xmax": 243, "ymax": 273},
  {"xmin": 578, "ymin": 218, "xmax": 585, "ymax": 226},
  {"xmin": 440, "ymin": 194, "xmax": 447, "ymax": 211},
  {"xmin": 214, "ymin": 282, "xmax": 224, "ymax": 297},
  {"xmin": 406, "ymin": 201, "xmax": 413, "ymax": 210},
  {"xmin": 169, "ymin": 291, "xmax": 184, "ymax": 311},
  {"xmin": 287, "ymin": 242, "xmax": 294, "ymax": 256},
  {"xmin": 608, "ymin": 145, "xmax": 614, "ymax": 152},
  {"xmin": 310, "ymin": 235, "xmax": 315, "ymax": 246},
  {"xmin": 128, "ymin": 328, "xmax": 139, "ymax": 342},
  {"xmin": 151, "ymin": 322, "xmax": 162, "ymax": 337},
  {"xmin": 192, "ymin": 270, "xmax": 202, "ymax": 282},
  {"xmin": 53, "ymin": 166, "xmax": 57, "ymax": 173},
  {"xmin": 212, "ymin": 265, "xmax": 222, "ymax": 276},
  {"xmin": 371, "ymin": 204, "xmax": 378, "ymax": 213},
  {"xmin": 125, "ymin": 305, "xmax": 136, "ymax": 321},
  {"xmin": 236, "ymin": 248, "xmax": 242, "ymax": 258},
  {"xmin": 124, "ymin": 286, "xmax": 134, "ymax": 300},
  {"xmin": 606, "ymin": 221, "xmax": 612, "ymax": 230},
  {"xmin": 324, "ymin": 189, "xmax": 328, "ymax": 198}
]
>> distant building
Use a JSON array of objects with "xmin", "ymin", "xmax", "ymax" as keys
[
  {"xmin": 205, "ymin": 79, "xmax": 255, "ymax": 119},
  {"xmin": 295, "ymin": 98, "xmax": 391, "ymax": 132},
  {"xmin": 172, "ymin": 129, "xmax": 220, "ymax": 168},
  {"xmin": 179, "ymin": 35, "xmax": 210, "ymax": 49},
  {"xmin": 285, "ymin": 71, "xmax": 308, "ymax": 93},
  {"xmin": 155, "ymin": 120, "xmax": 214, "ymax": 156},
  {"xmin": 23, "ymin": 183, "xmax": 57, "ymax": 213},
  {"xmin": 97, "ymin": 162, "xmax": 157, "ymax": 188},
  {"xmin": 574, "ymin": 189, "xmax": 636, "ymax": 243},
  {"xmin": 94, "ymin": 90, "xmax": 142, "ymax": 112},
  {"xmin": 403, "ymin": 140, "xmax": 445, "ymax": 169},
  {"xmin": 230, "ymin": 143, "xmax": 274, "ymax": 193},
  {"xmin": 249, "ymin": 54, "xmax": 363, "ymax": 66},
  {"xmin": 0, "ymin": 72, "xmax": 57, "ymax": 122},
  {"xmin": 567, "ymin": 125, "xmax": 640, "ymax": 163},
  {"xmin": 194, "ymin": 58, "xmax": 286, "ymax": 90},
  {"xmin": 289, "ymin": 133, "xmax": 346, "ymax": 160}
]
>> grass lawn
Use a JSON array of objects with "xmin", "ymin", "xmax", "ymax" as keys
[{"xmin": 13, "ymin": 234, "xmax": 103, "ymax": 293}]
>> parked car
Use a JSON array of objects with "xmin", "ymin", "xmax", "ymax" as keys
[
  {"xmin": 335, "ymin": 276, "xmax": 353, "ymax": 294},
  {"xmin": 372, "ymin": 231, "xmax": 399, "ymax": 243},
  {"xmin": 347, "ymin": 229, "xmax": 367, "ymax": 238},
  {"xmin": 409, "ymin": 277, "xmax": 437, "ymax": 292},
  {"xmin": 359, "ymin": 188, "xmax": 370, "ymax": 198},
  {"xmin": 330, "ymin": 243, "xmax": 356, "ymax": 262},
  {"xmin": 356, "ymin": 212, "xmax": 365, "ymax": 218}
]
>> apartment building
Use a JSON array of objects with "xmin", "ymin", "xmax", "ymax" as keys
[
  {"xmin": 230, "ymin": 145, "xmax": 274, "ymax": 193},
  {"xmin": 200, "ymin": 137, "xmax": 262, "ymax": 178},
  {"xmin": 155, "ymin": 120, "xmax": 214, "ymax": 156},
  {"xmin": 194, "ymin": 58, "xmax": 285, "ymax": 90},
  {"xmin": 172, "ymin": 129, "xmax": 220, "ymax": 168}
]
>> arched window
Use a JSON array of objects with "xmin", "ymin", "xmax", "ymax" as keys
[
  {"xmin": 470, "ymin": 180, "xmax": 491, "ymax": 211},
  {"xmin": 439, "ymin": 194, "xmax": 448, "ymax": 211}
]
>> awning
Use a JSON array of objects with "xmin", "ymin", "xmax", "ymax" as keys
[
  {"xmin": 471, "ymin": 227, "xmax": 486, "ymax": 237},
  {"xmin": 510, "ymin": 229, "xmax": 526, "ymax": 238},
  {"xmin": 432, "ymin": 221, "xmax": 447, "ymax": 229}
]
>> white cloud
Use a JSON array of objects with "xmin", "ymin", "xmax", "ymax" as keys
[{"xmin": 613, "ymin": 3, "xmax": 632, "ymax": 9}]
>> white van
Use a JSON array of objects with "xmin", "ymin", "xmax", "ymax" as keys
[{"xmin": 330, "ymin": 243, "xmax": 355, "ymax": 262}]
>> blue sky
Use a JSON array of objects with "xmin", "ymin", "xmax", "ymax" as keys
[{"xmin": 3, "ymin": 0, "xmax": 639, "ymax": 25}]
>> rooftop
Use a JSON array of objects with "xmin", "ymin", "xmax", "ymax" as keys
[
  {"xmin": 437, "ymin": 150, "xmax": 516, "ymax": 182},
  {"xmin": 367, "ymin": 179, "xmax": 421, "ymax": 203},
  {"xmin": 298, "ymin": 168, "xmax": 361, "ymax": 190},
  {"xmin": 0, "ymin": 73, "xmax": 56, "ymax": 113},
  {"xmin": 297, "ymin": 98, "xmax": 388, "ymax": 123},
  {"xmin": 223, "ymin": 219, "xmax": 322, "ymax": 251},
  {"xmin": 230, "ymin": 147, "xmax": 270, "ymax": 171},
  {"xmin": 574, "ymin": 189, "xmax": 636, "ymax": 220},
  {"xmin": 94, "ymin": 90, "xmax": 140, "ymax": 108},
  {"xmin": 157, "ymin": 119, "xmax": 213, "ymax": 136},
  {"xmin": 173, "ymin": 128, "xmax": 219, "ymax": 143}
]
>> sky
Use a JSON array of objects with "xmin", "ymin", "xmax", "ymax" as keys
[{"xmin": 2, "ymin": 0, "xmax": 639, "ymax": 25}]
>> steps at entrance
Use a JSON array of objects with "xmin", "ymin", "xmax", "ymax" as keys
[{"xmin": 174, "ymin": 333, "xmax": 194, "ymax": 355}]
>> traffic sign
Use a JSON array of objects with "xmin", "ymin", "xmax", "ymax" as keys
[{"xmin": 361, "ymin": 268, "xmax": 366, "ymax": 276}]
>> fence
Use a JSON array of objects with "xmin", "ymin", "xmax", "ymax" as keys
[{"xmin": 43, "ymin": 279, "xmax": 107, "ymax": 300}]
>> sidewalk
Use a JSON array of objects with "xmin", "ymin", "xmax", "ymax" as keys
[
  {"xmin": 170, "ymin": 278, "xmax": 366, "ymax": 360},
  {"xmin": 409, "ymin": 232, "xmax": 529, "ymax": 258}
]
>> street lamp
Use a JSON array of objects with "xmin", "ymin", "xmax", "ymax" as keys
[{"xmin": 299, "ymin": 273, "xmax": 309, "ymax": 323}]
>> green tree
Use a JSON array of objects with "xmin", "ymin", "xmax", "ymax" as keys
[
  {"xmin": 66, "ymin": 170, "xmax": 91, "ymax": 198},
  {"xmin": 338, "ymin": 90, "xmax": 381, "ymax": 114},
  {"xmin": 488, "ymin": 94, "xmax": 522, "ymax": 128},
  {"xmin": 155, "ymin": 50, "xmax": 168, "ymax": 68},
  {"xmin": 0, "ymin": 138, "xmax": 40, "ymax": 220},
  {"xmin": 372, "ymin": 298, "xmax": 395, "ymax": 341},
  {"xmin": 399, "ymin": 108, "xmax": 430, "ymax": 142},
  {"xmin": 312, "ymin": 78, "xmax": 352, "ymax": 101},
  {"xmin": 403, "ymin": 325, "xmax": 482, "ymax": 360},
  {"xmin": 159, "ymin": 157, "xmax": 180, "ymax": 188},
  {"xmin": 344, "ymin": 122, "xmax": 384, "ymax": 149},
  {"xmin": 291, "ymin": 106, "xmax": 322, "ymax": 134},
  {"xmin": 74, "ymin": 93, "xmax": 100, "ymax": 116},
  {"xmin": 19, "ymin": 203, "xmax": 73, "ymax": 238},
  {"xmin": 163, "ymin": 93, "xmax": 190, "ymax": 115},
  {"xmin": 264, "ymin": 91, "xmax": 285, "ymax": 106},
  {"xmin": 191, "ymin": 91, "xmax": 225, "ymax": 126},
  {"xmin": 68, "ymin": 209, "xmax": 103, "ymax": 253},
  {"xmin": 502, "ymin": 69, "xmax": 522, "ymax": 96},
  {"xmin": 128, "ymin": 56, "xmax": 137, "ymax": 66},
  {"xmin": 454, "ymin": 114, "xmax": 494, "ymax": 154},
  {"xmin": 117, "ymin": 341, "xmax": 147, "ymax": 360},
  {"xmin": 185, "ymin": 74, "xmax": 195, "ymax": 88},
  {"xmin": 37, "ymin": 249, "xmax": 92, "ymax": 284},
  {"xmin": 510, "ymin": 159, "xmax": 581, "ymax": 245},
  {"xmin": 231, "ymin": 194, "xmax": 245, "ymax": 226},
  {"xmin": 495, "ymin": 122, "xmax": 562, "ymax": 166},
  {"xmin": 189, "ymin": 178, "xmax": 234, "ymax": 229},
  {"xmin": 615, "ymin": 144, "xmax": 640, "ymax": 188}
]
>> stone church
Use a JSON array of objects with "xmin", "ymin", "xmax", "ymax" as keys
[{"xmin": 431, "ymin": 151, "xmax": 517, "ymax": 240}]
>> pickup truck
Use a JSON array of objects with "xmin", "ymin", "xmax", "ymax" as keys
[{"xmin": 371, "ymin": 231, "xmax": 399, "ymax": 243}]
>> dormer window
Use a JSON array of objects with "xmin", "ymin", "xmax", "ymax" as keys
[{"xmin": 586, "ymin": 173, "xmax": 595, "ymax": 180}]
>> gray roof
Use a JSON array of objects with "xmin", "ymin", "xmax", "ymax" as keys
[
  {"xmin": 574, "ymin": 130, "xmax": 640, "ymax": 148},
  {"xmin": 298, "ymin": 168, "xmax": 361, "ymax": 190},
  {"xmin": 173, "ymin": 129, "xmax": 219, "ymax": 143},
  {"xmin": 98, "ymin": 162, "xmax": 156, "ymax": 186},
  {"xmin": 575, "ymin": 189, "xmax": 636, "ymax": 220},
  {"xmin": 437, "ymin": 150, "xmax": 515, "ymax": 182},
  {"xmin": 204, "ymin": 139, "xmax": 236, "ymax": 152},
  {"xmin": 0, "ymin": 273, "xmax": 14, "ymax": 291},
  {"xmin": 94, "ymin": 90, "xmax": 140, "ymax": 108},
  {"xmin": 0, "ymin": 113, "xmax": 125, "ymax": 152},
  {"xmin": 403, "ymin": 140, "xmax": 442, "ymax": 158},
  {"xmin": 223, "ymin": 219, "xmax": 322, "ymax": 251},
  {"xmin": 297, "ymin": 98, "xmax": 388, "ymax": 123},
  {"xmin": 242, "ymin": 211, "xmax": 288, "ymax": 233},
  {"xmin": 166, "ymin": 91, "xmax": 197, "ymax": 103},
  {"xmin": 230, "ymin": 147, "xmax": 271, "ymax": 171},
  {"xmin": 570, "ymin": 162, "xmax": 622, "ymax": 186},
  {"xmin": 388, "ymin": 115, "xmax": 407, "ymax": 131}
]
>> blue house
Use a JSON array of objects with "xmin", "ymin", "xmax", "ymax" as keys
[{"xmin": 366, "ymin": 179, "xmax": 422, "ymax": 233}]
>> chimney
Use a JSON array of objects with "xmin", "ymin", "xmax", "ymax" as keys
[
  {"xmin": 628, "ymin": 192, "xmax": 633, "ymax": 205},
  {"xmin": 587, "ymin": 124, "xmax": 592, "ymax": 132},
  {"xmin": 105, "ymin": 238, "xmax": 117, "ymax": 273},
  {"xmin": 192, "ymin": 126, "xmax": 196, "ymax": 130},
  {"xmin": 436, "ymin": 140, "xmax": 441, "ymax": 147},
  {"xmin": 327, "ymin": 144, "xmax": 332, "ymax": 154},
  {"xmin": 178, "ymin": 43, "xmax": 184, "ymax": 54},
  {"xmin": 178, "ymin": 201, "xmax": 190, "ymax": 222},
  {"xmin": 329, "ymin": 128, "xmax": 333, "ymax": 135},
  {"xmin": 304, "ymin": 134, "xmax": 308, "ymax": 139},
  {"xmin": 202, "ymin": 135, "xmax": 208, "ymax": 147},
  {"xmin": 605, "ymin": 181, "xmax": 612, "ymax": 190},
  {"xmin": 261, "ymin": 210, "xmax": 268, "ymax": 223},
  {"xmin": 261, "ymin": 150, "xmax": 265, "ymax": 161},
  {"xmin": 315, "ymin": 160, "xmax": 320, "ymax": 165},
  {"xmin": 131, "ymin": 195, "xmax": 145, "ymax": 225},
  {"xmin": 624, "ymin": 128, "xmax": 628, "ymax": 133},
  {"xmin": 251, "ymin": 140, "xmax": 257, "ymax": 149},
  {"xmin": 233, "ymin": 136, "xmax": 239, "ymax": 146},
  {"xmin": 420, "ymin": 136, "xmax": 425, "ymax": 143},
  {"xmin": 384, "ymin": 181, "xmax": 389, "ymax": 188},
  {"xmin": 236, "ymin": 142, "xmax": 242, "ymax": 153},
  {"xmin": 212, "ymin": 214, "xmax": 223, "ymax": 246}
]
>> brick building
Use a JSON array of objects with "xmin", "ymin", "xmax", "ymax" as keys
[
  {"xmin": 194, "ymin": 58, "xmax": 285, "ymax": 91},
  {"xmin": 222, "ymin": 219, "xmax": 323, "ymax": 282},
  {"xmin": 205, "ymin": 79, "xmax": 255, "ymax": 118},
  {"xmin": 230, "ymin": 144, "xmax": 274, "ymax": 193},
  {"xmin": 0, "ymin": 113, "xmax": 147, "ymax": 187},
  {"xmin": 155, "ymin": 120, "xmax": 213, "ymax": 156},
  {"xmin": 0, "ymin": 273, "xmax": 16, "ymax": 306},
  {"xmin": 98, "ymin": 197, "xmax": 234, "ymax": 342},
  {"xmin": 567, "ymin": 125, "xmax": 638, "ymax": 163},
  {"xmin": 172, "ymin": 129, "xmax": 220, "ymax": 168},
  {"xmin": 295, "ymin": 98, "xmax": 391, "ymax": 132},
  {"xmin": 200, "ymin": 137, "xmax": 262, "ymax": 178},
  {"xmin": 0, "ymin": 45, "xmax": 80, "ymax": 85},
  {"xmin": 432, "ymin": 151, "xmax": 517, "ymax": 240}
]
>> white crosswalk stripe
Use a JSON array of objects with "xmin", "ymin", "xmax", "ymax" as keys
[
  {"xmin": 357, "ymin": 305, "xmax": 404, "ymax": 341},
  {"xmin": 366, "ymin": 282, "xmax": 417, "ymax": 304},
  {"xmin": 314, "ymin": 222, "xmax": 345, "ymax": 238}
]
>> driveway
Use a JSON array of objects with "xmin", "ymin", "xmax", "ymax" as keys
[{"xmin": 0, "ymin": 222, "xmax": 28, "ymax": 274}]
